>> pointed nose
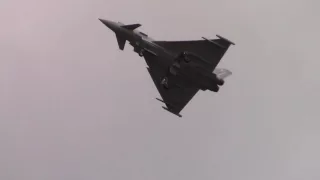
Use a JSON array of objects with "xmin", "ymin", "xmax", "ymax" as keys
[{"xmin": 98, "ymin": 19, "xmax": 118, "ymax": 32}]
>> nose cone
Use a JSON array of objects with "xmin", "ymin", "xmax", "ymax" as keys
[{"xmin": 99, "ymin": 19, "xmax": 118, "ymax": 32}]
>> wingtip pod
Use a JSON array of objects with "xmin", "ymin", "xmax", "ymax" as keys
[
  {"xmin": 156, "ymin": 98, "xmax": 182, "ymax": 117},
  {"xmin": 216, "ymin": 35, "xmax": 235, "ymax": 45},
  {"xmin": 162, "ymin": 107, "xmax": 182, "ymax": 117}
]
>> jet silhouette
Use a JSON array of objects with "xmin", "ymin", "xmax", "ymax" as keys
[{"xmin": 99, "ymin": 19, "xmax": 235, "ymax": 117}]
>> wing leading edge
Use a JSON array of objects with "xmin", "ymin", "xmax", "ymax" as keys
[{"xmin": 154, "ymin": 35, "xmax": 235, "ymax": 72}]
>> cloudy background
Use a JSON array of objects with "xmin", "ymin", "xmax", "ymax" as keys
[{"xmin": 1, "ymin": 0, "xmax": 320, "ymax": 179}]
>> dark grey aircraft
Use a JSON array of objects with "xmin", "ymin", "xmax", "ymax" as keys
[{"xmin": 99, "ymin": 19, "xmax": 235, "ymax": 117}]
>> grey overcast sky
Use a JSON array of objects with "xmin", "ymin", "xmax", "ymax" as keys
[{"xmin": 1, "ymin": 0, "xmax": 320, "ymax": 179}]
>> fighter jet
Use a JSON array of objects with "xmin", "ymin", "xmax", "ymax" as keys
[{"xmin": 99, "ymin": 19, "xmax": 235, "ymax": 117}]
